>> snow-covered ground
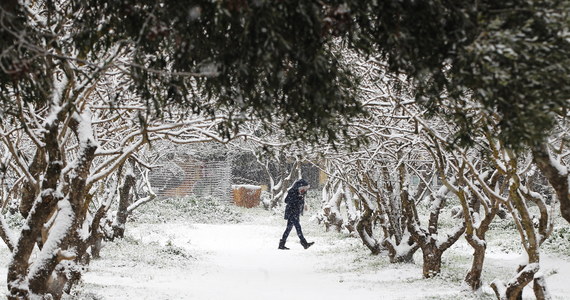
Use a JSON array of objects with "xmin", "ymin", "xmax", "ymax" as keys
[
  {"xmin": 81, "ymin": 222, "xmax": 432, "ymax": 300},
  {"xmin": 2, "ymin": 207, "xmax": 570, "ymax": 299}
]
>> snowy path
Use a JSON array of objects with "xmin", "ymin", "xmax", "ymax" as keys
[
  {"xmin": 171, "ymin": 223, "xmax": 373, "ymax": 300},
  {"xmin": 79, "ymin": 219, "xmax": 570, "ymax": 300},
  {"xmin": 80, "ymin": 217, "xmax": 460, "ymax": 300},
  {"xmin": 84, "ymin": 222, "xmax": 386, "ymax": 300}
]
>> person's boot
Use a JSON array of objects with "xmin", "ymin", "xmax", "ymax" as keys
[
  {"xmin": 301, "ymin": 240, "xmax": 314, "ymax": 249},
  {"xmin": 278, "ymin": 239, "xmax": 290, "ymax": 250}
]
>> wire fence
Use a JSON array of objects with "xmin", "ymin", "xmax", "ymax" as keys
[{"xmin": 149, "ymin": 157, "xmax": 233, "ymax": 202}]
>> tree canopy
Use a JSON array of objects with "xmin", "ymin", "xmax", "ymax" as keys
[
  {"xmin": 2, "ymin": 0, "xmax": 569, "ymax": 149},
  {"xmin": 0, "ymin": 0, "xmax": 364, "ymax": 144},
  {"xmin": 347, "ymin": 0, "xmax": 570, "ymax": 149}
]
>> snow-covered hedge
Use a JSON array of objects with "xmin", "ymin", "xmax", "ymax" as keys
[
  {"xmin": 543, "ymin": 224, "xmax": 570, "ymax": 256},
  {"xmin": 129, "ymin": 196, "xmax": 245, "ymax": 224}
]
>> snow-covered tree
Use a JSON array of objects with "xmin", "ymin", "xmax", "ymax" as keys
[
  {"xmin": 412, "ymin": 93, "xmax": 558, "ymax": 296},
  {"xmin": 532, "ymin": 131, "xmax": 570, "ymax": 225},
  {"xmin": 0, "ymin": 69, "xmax": 236, "ymax": 298},
  {"xmin": 348, "ymin": 0, "xmax": 570, "ymax": 224},
  {"xmin": 314, "ymin": 53, "xmax": 467, "ymax": 274},
  {"xmin": 487, "ymin": 148, "xmax": 555, "ymax": 299}
]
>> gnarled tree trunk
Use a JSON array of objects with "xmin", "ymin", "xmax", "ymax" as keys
[
  {"xmin": 7, "ymin": 113, "xmax": 98, "ymax": 300},
  {"xmin": 532, "ymin": 142, "xmax": 570, "ymax": 224},
  {"xmin": 356, "ymin": 198, "xmax": 381, "ymax": 255},
  {"xmin": 113, "ymin": 165, "xmax": 136, "ymax": 239},
  {"xmin": 399, "ymin": 163, "xmax": 465, "ymax": 278},
  {"xmin": 464, "ymin": 236, "xmax": 486, "ymax": 290},
  {"xmin": 320, "ymin": 180, "xmax": 345, "ymax": 232}
]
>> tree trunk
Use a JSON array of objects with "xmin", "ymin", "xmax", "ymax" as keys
[
  {"xmin": 532, "ymin": 142, "xmax": 570, "ymax": 224},
  {"xmin": 422, "ymin": 247, "xmax": 442, "ymax": 278},
  {"xmin": 8, "ymin": 161, "xmax": 62, "ymax": 298},
  {"xmin": 91, "ymin": 236, "xmax": 103, "ymax": 259},
  {"xmin": 323, "ymin": 183, "xmax": 344, "ymax": 232},
  {"xmin": 0, "ymin": 215, "xmax": 15, "ymax": 251},
  {"xmin": 47, "ymin": 271, "xmax": 67, "ymax": 300},
  {"xmin": 113, "ymin": 171, "xmax": 136, "ymax": 239},
  {"xmin": 384, "ymin": 235, "xmax": 418, "ymax": 264},
  {"xmin": 88, "ymin": 197, "xmax": 112, "ymax": 259},
  {"xmin": 389, "ymin": 249, "xmax": 416, "ymax": 264},
  {"xmin": 20, "ymin": 149, "xmax": 46, "ymax": 218},
  {"xmin": 533, "ymin": 274, "xmax": 551, "ymax": 300},
  {"xmin": 342, "ymin": 185, "xmax": 358, "ymax": 234},
  {"xmin": 356, "ymin": 204, "xmax": 381, "ymax": 255},
  {"xmin": 8, "ymin": 115, "xmax": 99, "ymax": 300},
  {"xmin": 491, "ymin": 263, "xmax": 539, "ymax": 300},
  {"xmin": 464, "ymin": 240, "xmax": 486, "ymax": 290}
]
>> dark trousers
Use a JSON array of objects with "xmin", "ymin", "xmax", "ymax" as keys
[{"xmin": 281, "ymin": 218, "xmax": 307, "ymax": 243}]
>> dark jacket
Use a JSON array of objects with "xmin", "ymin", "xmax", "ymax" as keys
[{"xmin": 284, "ymin": 179, "xmax": 309, "ymax": 220}]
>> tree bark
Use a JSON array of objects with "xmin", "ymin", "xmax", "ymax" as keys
[
  {"xmin": 322, "ymin": 182, "xmax": 344, "ymax": 232},
  {"xmin": 342, "ymin": 185, "xmax": 358, "ymax": 233},
  {"xmin": 7, "ymin": 190, "xmax": 60, "ymax": 299},
  {"xmin": 8, "ymin": 124, "xmax": 63, "ymax": 299},
  {"xmin": 46, "ymin": 120, "xmax": 99, "ymax": 299},
  {"xmin": 383, "ymin": 235, "xmax": 418, "ymax": 263},
  {"xmin": 356, "ymin": 203, "xmax": 381, "ymax": 255},
  {"xmin": 0, "ymin": 215, "xmax": 15, "ymax": 251},
  {"xmin": 8, "ymin": 114, "xmax": 99, "ymax": 299},
  {"xmin": 533, "ymin": 274, "xmax": 551, "ymax": 300},
  {"xmin": 491, "ymin": 264, "xmax": 541, "ymax": 300},
  {"xmin": 399, "ymin": 165, "xmax": 465, "ymax": 278},
  {"xmin": 20, "ymin": 149, "xmax": 46, "ymax": 218},
  {"xmin": 268, "ymin": 158, "xmax": 299, "ymax": 209},
  {"xmin": 113, "ymin": 170, "xmax": 136, "ymax": 239},
  {"xmin": 532, "ymin": 142, "xmax": 570, "ymax": 224},
  {"xmin": 422, "ymin": 247, "xmax": 443, "ymax": 278},
  {"xmin": 389, "ymin": 248, "xmax": 416, "ymax": 264},
  {"xmin": 91, "ymin": 236, "xmax": 103, "ymax": 259},
  {"xmin": 464, "ymin": 237, "xmax": 486, "ymax": 290}
]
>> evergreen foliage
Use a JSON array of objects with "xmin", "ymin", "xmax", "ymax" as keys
[
  {"xmin": 1, "ymin": 0, "xmax": 569, "ymax": 147},
  {"xmin": 0, "ymin": 0, "xmax": 364, "ymax": 144},
  {"xmin": 348, "ymin": 0, "xmax": 570, "ymax": 148}
]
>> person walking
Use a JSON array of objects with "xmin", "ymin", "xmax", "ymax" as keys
[{"xmin": 278, "ymin": 179, "xmax": 314, "ymax": 250}]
